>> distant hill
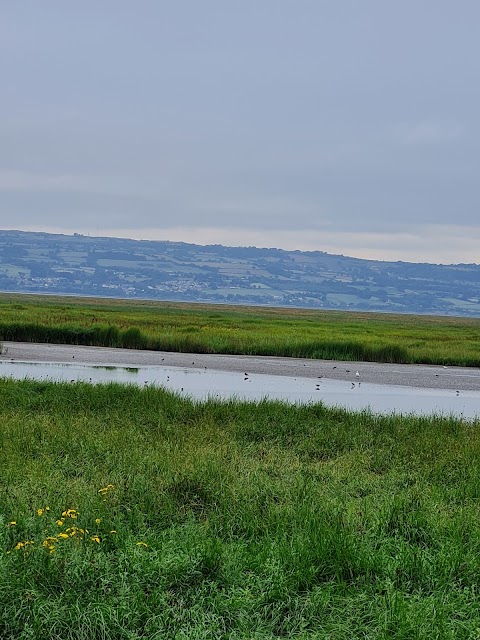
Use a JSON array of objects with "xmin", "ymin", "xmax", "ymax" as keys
[{"xmin": 1, "ymin": 229, "xmax": 479, "ymax": 316}]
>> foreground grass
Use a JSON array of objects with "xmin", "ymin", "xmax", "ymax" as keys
[
  {"xmin": 1, "ymin": 293, "xmax": 480, "ymax": 365},
  {"xmin": 2, "ymin": 379, "xmax": 480, "ymax": 638}
]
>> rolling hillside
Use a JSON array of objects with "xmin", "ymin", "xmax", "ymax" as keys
[{"xmin": 1, "ymin": 229, "xmax": 479, "ymax": 316}]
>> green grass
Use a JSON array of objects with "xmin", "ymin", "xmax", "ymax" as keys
[
  {"xmin": 1, "ymin": 293, "xmax": 480, "ymax": 366},
  {"xmin": 2, "ymin": 378, "xmax": 480, "ymax": 638}
]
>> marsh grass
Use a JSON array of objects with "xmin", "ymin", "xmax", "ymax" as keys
[
  {"xmin": 2, "ymin": 378, "xmax": 480, "ymax": 638},
  {"xmin": 1, "ymin": 293, "xmax": 480, "ymax": 366}
]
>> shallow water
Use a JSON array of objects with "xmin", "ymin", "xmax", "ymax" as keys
[{"xmin": 1, "ymin": 359, "xmax": 479, "ymax": 420}]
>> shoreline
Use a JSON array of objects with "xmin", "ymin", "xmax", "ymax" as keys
[{"xmin": 2, "ymin": 341, "xmax": 480, "ymax": 392}]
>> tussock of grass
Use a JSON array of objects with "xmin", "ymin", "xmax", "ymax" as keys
[
  {"xmin": 2, "ymin": 378, "xmax": 480, "ymax": 638},
  {"xmin": 1, "ymin": 294, "xmax": 480, "ymax": 365}
]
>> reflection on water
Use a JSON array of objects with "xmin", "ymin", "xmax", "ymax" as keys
[{"xmin": 1, "ymin": 360, "xmax": 479, "ymax": 420}]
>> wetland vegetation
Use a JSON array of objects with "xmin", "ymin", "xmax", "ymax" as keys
[
  {"xmin": 2, "ymin": 294, "xmax": 480, "ymax": 636},
  {"xmin": 1, "ymin": 293, "xmax": 480, "ymax": 366},
  {"xmin": 2, "ymin": 379, "xmax": 480, "ymax": 638}
]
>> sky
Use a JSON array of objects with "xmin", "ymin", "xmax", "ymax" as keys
[{"xmin": 1, "ymin": 1, "xmax": 480, "ymax": 264}]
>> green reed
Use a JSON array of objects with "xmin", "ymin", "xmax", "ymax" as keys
[{"xmin": 0, "ymin": 293, "xmax": 480, "ymax": 365}]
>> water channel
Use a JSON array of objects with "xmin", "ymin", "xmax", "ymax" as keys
[{"xmin": 1, "ymin": 359, "xmax": 479, "ymax": 420}]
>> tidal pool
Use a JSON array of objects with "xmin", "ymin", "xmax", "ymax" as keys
[{"xmin": 1, "ymin": 359, "xmax": 479, "ymax": 420}]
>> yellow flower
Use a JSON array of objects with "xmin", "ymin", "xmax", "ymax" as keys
[
  {"xmin": 64, "ymin": 526, "xmax": 86, "ymax": 538},
  {"xmin": 90, "ymin": 535, "xmax": 101, "ymax": 543},
  {"xmin": 14, "ymin": 541, "xmax": 34, "ymax": 551},
  {"xmin": 42, "ymin": 537, "xmax": 57, "ymax": 552},
  {"xmin": 57, "ymin": 533, "xmax": 69, "ymax": 539},
  {"xmin": 56, "ymin": 519, "xmax": 64, "ymax": 526},
  {"xmin": 98, "ymin": 484, "xmax": 114, "ymax": 496},
  {"xmin": 7, "ymin": 521, "xmax": 16, "ymax": 526},
  {"xmin": 37, "ymin": 508, "xmax": 45, "ymax": 516},
  {"xmin": 136, "ymin": 541, "xmax": 148, "ymax": 548},
  {"xmin": 95, "ymin": 518, "xmax": 101, "ymax": 525},
  {"xmin": 110, "ymin": 530, "xmax": 117, "ymax": 535},
  {"xmin": 61, "ymin": 509, "xmax": 78, "ymax": 519}
]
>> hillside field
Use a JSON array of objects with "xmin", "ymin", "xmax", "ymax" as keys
[{"xmin": 2, "ymin": 229, "xmax": 480, "ymax": 316}]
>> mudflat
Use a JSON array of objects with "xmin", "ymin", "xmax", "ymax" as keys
[{"xmin": 2, "ymin": 341, "xmax": 480, "ymax": 392}]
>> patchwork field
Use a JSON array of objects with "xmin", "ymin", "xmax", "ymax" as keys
[{"xmin": 2, "ymin": 229, "xmax": 480, "ymax": 315}]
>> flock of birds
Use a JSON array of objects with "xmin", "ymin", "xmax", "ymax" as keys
[
  {"xmin": 152, "ymin": 360, "xmax": 365, "ymax": 394},
  {"xmin": 3, "ymin": 350, "xmax": 463, "ymax": 396},
  {"xmin": 314, "ymin": 368, "xmax": 361, "ymax": 392}
]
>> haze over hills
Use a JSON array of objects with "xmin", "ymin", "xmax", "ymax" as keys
[{"xmin": 0, "ymin": 229, "xmax": 479, "ymax": 317}]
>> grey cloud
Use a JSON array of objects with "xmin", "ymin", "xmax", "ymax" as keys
[{"xmin": 1, "ymin": 1, "xmax": 480, "ymax": 262}]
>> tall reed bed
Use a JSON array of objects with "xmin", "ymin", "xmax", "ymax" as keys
[
  {"xmin": 1, "ymin": 293, "xmax": 480, "ymax": 365},
  {"xmin": 2, "ymin": 378, "xmax": 480, "ymax": 638}
]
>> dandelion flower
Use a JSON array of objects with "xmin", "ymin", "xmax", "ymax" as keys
[
  {"xmin": 95, "ymin": 518, "xmax": 101, "ymax": 525},
  {"xmin": 37, "ymin": 508, "xmax": 44, "ymax": 516},
  {"xmin": 90, "ymin": 535, "xmax": 101, "ymax": 543},
  {"xmin": 62, "ymin": 509, "xmax": 78, "ymax": 519},
  {"xmin": 110, "ymin": 530, "xmax": 117, "ymax": 535},
  {"xmin": 14, "ymin": 541, "xmax": 34, "ymax": 551},
  {"xmin": 57, "ymin": 533, "xmax": 69, "ymax": 540},
  {"xmin": 136, "ymin": 541, "xmax": 148, "ymax": 548},
  {"xmin": 7, "ymin": 521, "xmax": 16, "ymax": 526},
  {"xmin": 98, "ymin": 484, "xmax": 114, "ymax": 496},
  {"xmin": 42, "ymin": 539, "xmax": 57, "ymax": 553},
  {"xmin": 56, "ymin": 519, "xmax": 64, "ymax": 527}
]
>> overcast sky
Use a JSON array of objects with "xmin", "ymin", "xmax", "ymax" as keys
[{"xmin": 1, "ymin": 1, "xmax": 479, "ymax": 263}]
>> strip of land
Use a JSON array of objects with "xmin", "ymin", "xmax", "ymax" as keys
[
  {"xmin": 2, "ymin": 293, "xmax": 480, "ymax": 366},
  {"xmin": 2, "ymin": 341, "xmax": 480, "ymax": 391}
]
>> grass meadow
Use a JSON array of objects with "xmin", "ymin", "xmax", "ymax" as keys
[
  {"xmin": 2, "ymin": 378, "xmax": 480, "ymax": 639},
  {"xmin": 1, "ymin": 293, "xmax": 480, "ymax": 365}
]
